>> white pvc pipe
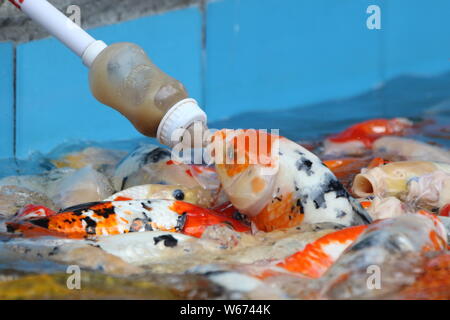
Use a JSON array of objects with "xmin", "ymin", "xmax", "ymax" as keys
[{"xmin": 9, "ymin": 0, "xmax": 105, "ymax": 65}]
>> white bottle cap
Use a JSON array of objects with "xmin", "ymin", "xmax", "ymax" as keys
[
  {"xmin": 157, "ymin": 98, "xmax": 207, "ymax": 148},
  {"xmin": 82, "ymin": 40, "xmax": 108, "ymax": 67}
]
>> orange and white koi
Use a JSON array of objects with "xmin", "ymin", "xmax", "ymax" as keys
[
  {"xmin": 323, "ymin": 118, "xmax": 413, "ymax": 156},
  {"xmin": 6, "ymin": 199, "xmax": 250, "ymax": 239},
  {"xmin": 353, "ymin": 161, "xmax": 450, "ymax": 199},
  {"xmin": 319, "ymin": 212, "xmax": 447, "ymax": 299},
  {"xmin": 276, "ymin": 225, "xmax": 367, "ymax": 278},
  {"xmin": 212, "ymin": 129, "xmax": 371, "ymax": 232}
]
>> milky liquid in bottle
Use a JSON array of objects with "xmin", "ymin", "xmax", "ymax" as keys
[{"xmin": 89, "ymin": 42, "xmax": 196, "ymax": 138}]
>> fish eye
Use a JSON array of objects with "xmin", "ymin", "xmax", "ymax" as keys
[{"xmin": 173, "ymin": 189, "xmax": 185, "ymax": 200}]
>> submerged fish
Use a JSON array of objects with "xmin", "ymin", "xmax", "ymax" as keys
[
  {"xmin": 48, "ymin": 166, "xmax": 115, "ymax": 210},
  {"xmin": 323, "ymin": 157, "xmax": 389, "ymax": 188},
  {"xmin": 113, "ymin": 145, "xmax": 219, "ymax": 190},
  {"xmin": 323, "ymin": 118, "xmax": 413, "ymax": 156},
  {"xmin": 52, "ymin": 147, "xmax": 126, "ymax": 171},
  {"xmin": 212, "ymin": 129, "xmax": 371, "ymax": 231},
  {"xmin": 373, "ymin": 136, "xmax": 450, "ymax": 163},
  {"xmin": 352, "ymin": 161, "xmax": 450, "ymax": 199},
  {"xmin": 6, "ymin": 200, "xmax": 250, "ymax": 239},
  {"xmin": 319, "ymin": 212, "xmax": 447, "ymax": 299}
]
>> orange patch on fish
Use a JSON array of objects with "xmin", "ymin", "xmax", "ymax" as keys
[
  {"xmin": 169, "ymin": 201, "xmax": 250, "ymax": 238},
  {"xmin": 251, "ymin": 177, "xmax": 266, "ymax": 193},
  {"xmin": 328, "ymin": 118, "xmax": 412, "ymax": 148},
  {"xmin": 251, "ymin": 193, "xmax": 304, "ymax": 232},
  {"xmin": 399, "ymin": 253, "xmax": 450, "ymax": 300},
  {"xmin": 113, "ymin": 196, "xmax": 133, "ymax": 201},
  {"xmin": 278, "ymin": 225, "xmax": 367, "ymax": 278}
]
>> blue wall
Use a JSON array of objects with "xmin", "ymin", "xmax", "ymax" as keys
[
  {"xmin": 0, "ymin": 42, "xmax": 14, "ymax": 159},
  {"xmin": 2, "ymin": 0, "xmax": 450, "ymax": 158}
]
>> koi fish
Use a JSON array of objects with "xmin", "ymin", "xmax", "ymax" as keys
[
  {"xmin": 323, "ymin": 118, "xmax": 413, "ymax": 156},
  {"xmin": 212, "ymin": 129, "xmax": 371, "ymax": 232},
  {"xmin": 398, "ymin": 253, "xmax": 450, "ymax": 300},
  {"xmin": 373, "ymin": 136, "xmax": 450, "ymax": 163},
  {"xmin": 353, "ymin": 161, "xmax": 450, "ymax": 199},
  {"xmin": 323, "ymin": 157, "xmax": 389, "ymax": 188},
  {"xmin": 105, "ymin": 184, "xmax": 219, "ymax": 208},
  {"xmin": 49, "ymin": 166, "xmax": 115, "ymax": 210},
  {"xmin": 51, "ymin": 147, "xmax": 126, "ymax": 171},
  {"xmin": 405, "ymin": 171, "xmax": 450, "ymax": 213},
  {"xmin": 113, "ymin": 144, "xmax": 220, "ymax": 190},
  {"xmin": 6, "ymin": 199, "xmax": 250, "ymax": 239},
  {"xmin": 277, "ymin": 225, "xmax": 367, "ymax": 278},
  {"xmin": 112, "ymin": 145, "xmax": 226, "ymax": 206},
  {"xmin": 319, "ymin": 212, "xmax": 447, "ymax": 299},
  {"xmin": 359, "ymin": 196, "xmax": 407, "ymax": 220}
]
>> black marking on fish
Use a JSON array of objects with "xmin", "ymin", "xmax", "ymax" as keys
[
  {"xmin": 48, "ymin": 246, "xmax": 59, "ymax": 256},
  {"xmin": 336, "ymin": 210, "xmax": 347, "ymax": 219},
  {"xmin": 6, "ymin": 224, "xmax": 16, "ymax": 233},
  {"xmin": 91, "ymin": 205, "xmax": 116, "ymax": 219},
  {"xmin": 296, "ymin": 157, "xmax": 314, "ymax": 176},
  {"xmin": 144, "ymin": 148, "xmax": 171, "ymax": 164},
  {"xmin": 145, "ymin": 223, "xmax": 154, "ymax": 231},
  {"xmin": 176, "ymin": 213, "xmax": 187, "ymax": 231},
  {"xmin": 313, "ymin": 193, "xmax": 327, "ymax": 210},
  {"xmin": 275, "ymin": 196, "xmax": 282, "ymax": 202},
  {"xmin": 173, "ymin": 189, "xmax": 185, "ymax": 201},
  {"xmin": 142, "ymin": 211, "xmax": 150, "ymax": 220},
  {"xmin": 82, "ymin": 216, "xmax": 97, "ymax": 235},
  {"xmin": 30, "ymin": 218, "xmax": 50, "ymax": 229},
  {"xmin": 203, "ymin": 270, "xmax": 227, "ymax": 277},
  {"xmin": 232, "ymin": 210, "xmax": 248, "ymax": 223},
  {"xmin": 350, "ymin": 233, "xmax": 378, "ymax": 252},
  {"xmin": 61, "ymin": 202, "xmax": 106, "ymax": 214},
  {"xmin": 312, "ymin": 225, "xmax": 323, "ymax": 231},
  {"xmin": 142, "ymin": 202, "xmax": 152, "ymax": 211},
  {"xmin": 324, "ymin": 177, "xmax": 348, "ymax": 199},
  {"xmin": 120, "ymin": 176, "xmax": 128, "ymax": 191},
  {"xmin": 153, "ymin": 235, "xmax": 178, "ymax": 247},
  {"xmin": 296, "ymin": 198, "xmax": 304, "ymax": 213},
  {"xmin": 349, "ymin": 198, "xmax": 373, "ymax": 225}
]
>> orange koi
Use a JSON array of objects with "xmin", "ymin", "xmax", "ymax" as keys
[
  {"xmin": 327, "ymin": 118, "xmax": 413, "ymax": 148},
  {"xmin": 277, "ymin": 225, "xmax": 367, "ymax": 278}
]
